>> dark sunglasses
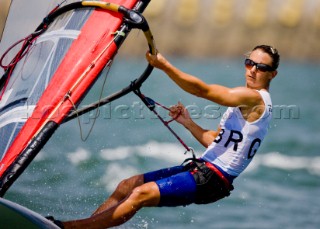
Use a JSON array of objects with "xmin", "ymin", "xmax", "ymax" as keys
[{"xmin": 245, "ymin": 59, "xmax": 275, "ymax": 72}]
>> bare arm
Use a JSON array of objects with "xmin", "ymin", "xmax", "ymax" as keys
[
  {"xmin": 169, "ymin": 102, "xmax": 218, "ymax": 148},
  {"xmin": 146, "ymin": 52, "xmax": 263, "ymax": 108}
]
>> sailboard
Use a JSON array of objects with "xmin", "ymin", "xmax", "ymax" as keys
[
  {"xmin": 0, "ymin": 0, "xmax": 155, "ymax": 197},
  {"xmin": 0, "ymin": 197, "xmax": 60, "ymax": 229}
]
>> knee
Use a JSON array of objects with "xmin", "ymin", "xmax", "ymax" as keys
[
  {"xmin": 117, "ymin": 178, "xmax": 131, "ymax": 190},
  {"xmin": 115, "ymin": 175, "xmax": 143, "ymax": 198},
  {"xmin": 115, "ymin": 178, "xmax": 133, "ymax": 197},
  {"xmin": 128, "ymin": 183, "xmax": 160, "ymax": 207}
]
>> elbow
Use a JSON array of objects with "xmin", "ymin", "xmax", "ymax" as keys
[
  {"xmin": 190, "ymin": 84, "xmax": 207, "ymax": 98},
  {"xmin": 202, "ymin": 130, "xmax": 217, "ymax": 147},
  {"xmin": 181, "ymin": 86, "xmax": 202, "ymax": 98},
  {"xmin": 190, "ymin": 89, "xmax": 202, "ymax": 98}
]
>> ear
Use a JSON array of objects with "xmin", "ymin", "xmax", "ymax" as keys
[{"xmin": 271, "ymin": 70, "xmax": 277, "ymax": 79}]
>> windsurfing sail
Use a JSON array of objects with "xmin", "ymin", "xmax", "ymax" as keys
[{"xmin": 0, "ymin": 0, "xmax": 155, "ymax": 197}]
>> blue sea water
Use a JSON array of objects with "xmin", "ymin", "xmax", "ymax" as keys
[{"xmin": 5, "ymin": 56, "xmax": 320, "ymax": 229}]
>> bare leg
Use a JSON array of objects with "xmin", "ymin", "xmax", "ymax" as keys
[
  {"xmin": 63, "ymin": 181, "xmax": 160, "ymax": 229},
  {"xmin": 92, "ymin": 174, "xmax": 144, "ymax": 216}
]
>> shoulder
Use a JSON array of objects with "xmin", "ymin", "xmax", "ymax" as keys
[
  {"xmin": 229, "ymin": 87, "xmax": 264, "ymax": 107},
  {"xmin": 257, "ymin": 90, "xmax": 272, "ymax": 111}
]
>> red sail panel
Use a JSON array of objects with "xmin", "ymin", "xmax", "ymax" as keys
[{"xmin": 0, "ymin": 0, "xmax": 138, "ymax": 177}]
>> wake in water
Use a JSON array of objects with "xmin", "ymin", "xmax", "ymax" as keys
[
  {"xmin": 51, "ymin": 141, "xmax": 320, "ymax": 195},
  {"xmin": 247, "ymin": 151, "xmax": 320, "ymax": 176},
  {"xmin": 62, "ymin": 141, "xmax": 320, "ymax": 173}
]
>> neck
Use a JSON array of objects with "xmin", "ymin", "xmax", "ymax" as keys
[{"xmin": 246, "ymin": 83, "xmax": 270, "ymax": 91}]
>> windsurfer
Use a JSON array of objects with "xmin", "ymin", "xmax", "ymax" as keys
[{"xmin": 61, "ymin": 45, "xmax": 280, "ymax": 229}]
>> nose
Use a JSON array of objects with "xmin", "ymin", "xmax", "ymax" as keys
[{"xmin": 250, "ymin": 65, "xmax": 257, "ymax": 73}]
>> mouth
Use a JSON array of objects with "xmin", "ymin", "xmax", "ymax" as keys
[{"xmin": 247, "ymin": 74, "xmax": 255, "ymax": 80}]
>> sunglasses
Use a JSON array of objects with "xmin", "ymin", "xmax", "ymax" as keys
[{"xmin": 245, "ymin": 59, "xmax": 275, "ymax": 72}]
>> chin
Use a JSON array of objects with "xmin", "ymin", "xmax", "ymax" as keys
[
  {"xmin": 246, "ymin": 80, "xmax": 254, "ymax": 86},
  {"xmin": 246, "ymin": 83, "xmax": 258, "ymax": 89}
]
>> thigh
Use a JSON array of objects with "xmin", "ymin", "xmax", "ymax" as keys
[
  {"xmin": 155, "ymin": 171, "xmax": 197, "ymax": 207},
  {"xmin": 143, "ymin": 165, "xmax": 186, "ymax": 183}
]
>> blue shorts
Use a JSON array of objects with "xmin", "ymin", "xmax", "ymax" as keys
[
  {"xmin": 143, "ymin": 161, "xmax": 234, "ymax": 207},
  {"xmin": 143, "ymin": 165, "xmax": 196, "ymax": 207}
]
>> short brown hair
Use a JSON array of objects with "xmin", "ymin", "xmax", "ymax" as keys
[{"xmin": 252, "ymin": 45, "xmax": 280, "ymax": 70}]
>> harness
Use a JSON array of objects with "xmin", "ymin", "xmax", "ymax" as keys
[{"xmin": 182, "ymin": 157, "xmax": 233, "ymax": 191}]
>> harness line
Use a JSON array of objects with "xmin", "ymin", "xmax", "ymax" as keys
[{"xmin": 133, "ymin": 88, "xmax": 194, "ymax": 156}]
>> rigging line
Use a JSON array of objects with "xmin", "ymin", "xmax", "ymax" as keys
[
  {"xmin": 148, "ymin": 99, "xmax": 180, "ymax": 124},
  {"xmin": 68, "ymin": 59, "xmax": 113, "ymax": 142},
  {"xmin": 134, "ymin": 90, "xmax": 192, "ymax": 153},
  {"xmin": 151, "ymin": 103, "xmax": 192, "ymax": 153},
  {"xmin": 32, "ymin": 30, "xmax": 123, "ymax": 139},
  {"xmin": 136, "ymin": 92, "xmax": 181, "ymax": 124},
  {"xmin": 48, "ymin": 0, "xmax": 67, "ymax": 15},
  {"xmin": 66, "ymin": 30, "xmax": 120, "ymax": 95},
  {"xmin": 0, "ymin": 34, "xmax": 39, "ymax": 99}
]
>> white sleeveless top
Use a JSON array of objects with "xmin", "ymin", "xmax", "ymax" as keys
[{"xmin": 201, "ymin": 90, "xmax": 272, "ymax": 177}]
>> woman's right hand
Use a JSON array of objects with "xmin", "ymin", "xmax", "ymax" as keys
[
  {"xmin": 169, "ymin": 102, "xmax": 191, "ymax": 127},
  {"xmin": 145, "ymin": 51, "xmax": 168, "ymax": 70}
]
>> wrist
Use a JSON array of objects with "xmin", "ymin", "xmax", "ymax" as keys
[
  {"xmin": 182, "ymin": 119, "xmax": 195, "ymax": 130},
  {"xmin": 161, "ymin": 60, "xmax": 175, "ymax": 73}
]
